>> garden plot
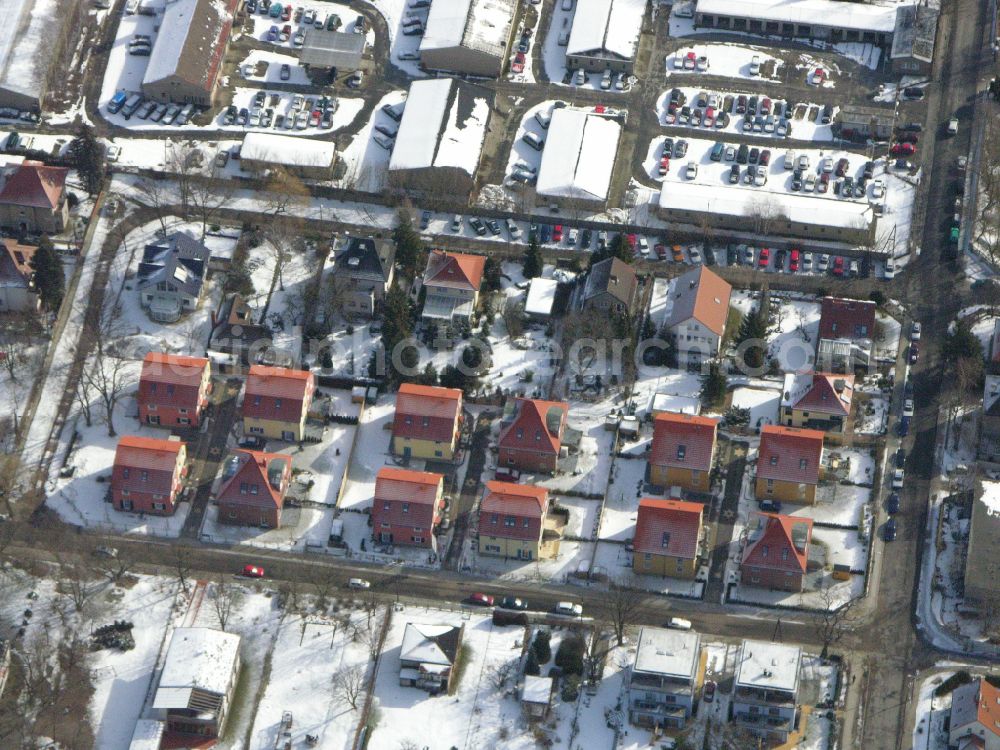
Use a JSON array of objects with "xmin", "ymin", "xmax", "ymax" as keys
[
  {"xmin": 731, "ymin": 572, "xmax": 863, "ymax": 610},
  {"xmin": 912, "ymin": 672, "xmax": 957, "ymax": 750},
  {"xmin": 666, "ymin": 44, "xmax": 783, "ymax": 80},
  {"xmin": 339, "ymin": 89, "xmax": 407, "ymax": 192},
  {"xmin": 338, "ymin": 397, "xmax": 394, "ymax": 512},
  {"xmin": 655, "ymin": 87, "xmax": 837, "ymax": 142},
  {"xmin": 813, "ymin": 527, "xmax": 867, "ymax": 571},
  {"xmin": 467, "ymin": 537, "xmax": 595, "ymax": 584},
  {"xmin": 730, "ymin": 291, "xmax": 820, "ymax": 372},
  {"xmin": 854, "ymin": 390, "xmax": 889, "ymax": 435},
  {"xmin": 556, "ymin": 495, "xmax": 601, "ymax": 539},
  {"xmin": 314, "ymin": 320, "xmax": 381, "ymax": 378},
  {"xmin": 536, "ymin": 400, "xmax": 617, "ymax": 498},
  {"xmin": 238, "ymin": 49, "xmax": 312, "ymax": 86},
  {"xmin": 248, "ymin": 609, "xmax": 376, "ymax": 750},
  {"xmin": 826, "ymin": 446, "xmax": 876, "ymax": 487},
  {"xmin": 789, "ymin": 484, "xmax": 871, "ymax": 528},
  {"xmin": 731, "ymin": 385, "xmax": 781, "ymax": 431},
  {"xmin": 601, "ymin": 456, "xmax": 652, "ymax": 542},
  {"xmin": 632, "ymin": 366, "xmax": 704, "ymax": 420}
]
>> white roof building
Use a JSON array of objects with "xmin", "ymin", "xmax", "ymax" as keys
[
  {"xmin": 536, "ymin": 108, "xmax": 621, "ymax": 204},
  {"xmin": 419, "ymin": 0, "xmax": 515, "ymax": 76},
  {"xmin": 400, "ymin": 623, "xmax": 458, "ymax": 667},
  {"xmin": 695, "ymin": 0, "xmax": 901, "ymax": 33},
  {"xmin": 0, "ymin": 0, "xmax": 66, "ymax": 110},
  {"xmin": 240, "ymin": 132, "xmax": 337, "ymax": 175},
  {"xmin": 633, "ymin": 627, "xmax": 701, "ymax": 680},
  {"xmin": 522, "ymin": 674, "xmax": 554, "ymax": 704},
  {"xmin": 525, "ymin": 278, "xmax": 558, "ymax": 318},
  {"xmin": 152, "ymin": 627, "xmax": 241, "ymax": 714},
  {"xmin": 567, "ymin": 0, "xmax": 647, "ymax": 64},
  {"xmin": 128, "ymin": 720, "xmax": 165, "ymax": 750},
  {"xmin": 734, "ymin": 639, "xmax": 801, "ymax": 694}
]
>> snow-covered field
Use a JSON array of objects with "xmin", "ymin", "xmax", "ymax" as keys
[{"xmin": 731, "ymin": 291, "xmax": 821, "ymax": 373}]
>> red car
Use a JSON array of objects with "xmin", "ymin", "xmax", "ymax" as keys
[
  {"xmin": 626, "ymin": 233, "xmax": 637, "ymax": 249},
  {"xmin": 466, "ymin": 592, "xmax": 495, "ymax": 607},
  {"xmin": 760, "ymin": 97, "xmax": 771, "ymax": 114},
  {"xmin": 310, "ymin": 109, "xmax": 321, "ymax": 126},
  {"xmin": 495, "ymin": 467, "xmax": 521, "ymax": 482},
  {"xmin": 511, "ymin": 52, "xmax": 525, "ymax": 73},
  {"xmin": 789, "ymin": 248, "xmax": 800, "ymax": 272},
  {"xmin": 818, "ymin": 173, "xmax": 830, "ymax": 193},
  {"xmin": 757, "ymin": 247, "xmax": 770, "ymax": 268},
  {"xmin": 552, "ymin": 224, "xmax": 563, "ymax": 242},
  {"xmin": 835, "ymin": 158, "xmax": 849, "ymax": 177},
  {"xmin": 654, "ymin": 243, "xmax": 668, "ymax": 260},
  {"xmin": 812, "ymin": 68, "xmax": 826, "ymax": 85},
  {"xmin": 832, "ymin": 256, "xmax": 845, "ymax": 276},
  {"xmin": 658, "ymin": 156, "xmax": 670, "ymax": 175},
  {"xmin": 891, "ymin": 142, "xmax": 916, "ymax": 156},
  {"xmin": 242, "ymin": 564, "xmax": 265, "ymax": 578},
  {"xmin": 281, "ymin": 4, "xmax": 291, "ymax": 20}
]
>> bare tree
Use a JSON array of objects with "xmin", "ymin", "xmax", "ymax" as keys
[
  {"xmin": 354, "ymin": 611, "xmax": 385, "ymax": 661},
  {"xmin": 502, "ymin": 299, "xmax": 525, "ymax": 340},
  {"xmin": 171, "ymin": 545, "xmax": 192, "ymax": 593},
  {"xmin": 486, "ymin": 658, "xmax": 517, "ymax": 690},
  {"xmin": 331, "ymin": 664, "xmax": 368, "ymax": 709},
  {"xmin": 601, "ymin": 580, "xmax": 646, "ymax": 646},
  {"xmin": 814, "ymin": 585, "xmax": 858, "ymax": 658},
  {"xmin": 100, "ymin": 547, "xmax": 136, "ymax": 585},
  {"xmin": 211, "ymin": 576, "xmax": 243, "ymax": 631},
  {"xmin": 262, "ymin": 167, "xmax": 311, "ymax": 219},
  {"xmin": 189, "ymin": 175, "xmax": 235, "ymax": 241},
  {"xmin": 165, "ymin": 141, "xmax": 203, "ymax": 216},
  {"xmin": 58, "ymin": 563, "xmax": 93, "ymax": 612},
  {"xmin": 307, "ymin": 565, "xmax": 339, "ymax": 612},
  {"xmin": 133, "ymin": 177, "xmax": 173, "ymax": 235},
  {"xmin": 82, "ymin": 296, "xmax": 132, "ymax": 436}
]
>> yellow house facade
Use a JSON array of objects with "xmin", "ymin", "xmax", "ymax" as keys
[
  {"xmin": 632, "ymin": 498, "xmax": 704, "ymax": 580},
  {"xmin": 391, "ymin": 384, "xmax": 463, "ymax": 461},
  {"xmin": 754, "ymin": 476, "xmax": 818, "ymax": 505},
  {"xmin": 391, "ymin": 433, "xmax": 458, "ymax": 461},
  {"xmin": 634, "ymin": 550, "xmax": 699, "ymax": 579},
  {"xmin": 649, "ymin": 464, "xmax": 712, "ymax": 494}
]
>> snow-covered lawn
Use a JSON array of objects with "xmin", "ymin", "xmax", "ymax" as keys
[
  {"xmin": 730, "ymin": 291, "xmax": 820, "ymax": 373},
  {"xmin": 794, "ymin": 483, "xmax": 871, "ymax": 528},
  {"xmin": 556, "ymin": 495, "xmax": 601, "ymax": 539},
  {"xmin": 813, "ymin": 527, "xmax": 867, "ymax": 571},
  {"xmin": 912, "ymin": 672, "xmax": 956, "ymax": 750},
  {"xmin": 338, "ymin": 397, "xmax": 394, "ymax": 512},
  {"xmin": 666, "ymin": 44, "xmax": 783, "ymax": 80},
  {"xmin": 730, "ymin": 385, "xmax": 781, "ymax": 431},
  {"xmin": 731, "ymin": 574, "xmax": 863, "ymax": 610}
]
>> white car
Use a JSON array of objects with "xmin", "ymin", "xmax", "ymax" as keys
[
  {"xmin": 903, "ymin": 398, "xmax": 914, "ymax": 417},
  {"xmin": 871, "ymin": 179, "xmax": 885, "ymax": 199},
  {"xmin": 892, "ymin": 469, "xmax": 905, "ymax": 489},
  {"xmin": 575, "ymin": 69, "xmax": 586, "ymax": 85},
  {"xmin": 688, "ymin": 246, "xmax": 702, "ymax": 264},
  {"xmin": 816, "ymin": 254, "xmax": 830, "ymax": 272},
  {"xmin": 348, "ymin": 578, "xmax": 371, "ymax": 590},
  {"xmin": 553, "ymin": 601, "xmax": 583, "ymax": 617},
  {"xmin": 911, "ymin": 322, "xmax": 922, "ymax": 341},
  {"xmin": 507, "ymin": 219, "xmax": 522, "ymax": 240},
  {"xmin": 685, "ymin": 162, "xmax": 698, "ymax": 180},
  {"xmin": 884, "ymin": 256, "xmax": 896, "ymax": 279},
  {"xmin": 749, "ymin": 55, "xmax": 761, "ymax": 75}
]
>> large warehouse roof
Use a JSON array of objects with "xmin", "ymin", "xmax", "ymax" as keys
[
  {"xmin": 0, "ymin": 0, "xmax": 62, "ymax": 104},
  {"xmin": 143, "ymin": 0, "xmax": 236, "ymax": 87},
  {"xmin": 567, "ymin": 0, "xmax": 647, "ymax": 59},
  {"xmin": 695, "ymin": 0, "xmax": 902, "ymax": 33},
  {"xmin": 420, "ymin": 0, "xmax": 515, "ymax": 56},
  {"xmin": 536, "ymin": 108, "xmax": 621, "ymax": 202},
  {"xmin": 241, "ymin": 132, "xmax": 336, "ymax": 169},
  {"xmin": 389, "ymin": 79, "xmax": 491, "ymax": 174}
]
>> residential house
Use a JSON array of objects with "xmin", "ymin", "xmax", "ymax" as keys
[
  {"xmin": 632, "ymin": 498, "xmax": 704, "ymax": 579},
  {"xmin": 0, "ymin": 240, "xmax": 37, "ymax": 312},
  {"xmin": 420, "ymin": 250, "xmax": 486, "ymax": 327},
  {"xmin": 208, "ymin": 293, "xmax": 274, "ymax": 369},
  {"xmin": 754, "ymin": 425, "xmax": 824, "ymax": 505},
  {"xmin": 136, "ymin": 232, "xmax": 210, "ymax": 323},
  {"xmin": 816, "ymin": 297, "xmax": 877, "ymax": 373},
  {"xmin": 214, "ymin": 448, "xmax": 292, "ymax": 529},
  {"xmin": 780, "ymin": 371, "xmax": 854, "ymax": 436},
  {"xmin": 242, "ymin": 365, "xmax": 316, "ymax": 442},
  {"xmin": 582, "ymin": 257, "xmax": 638, "ymax": 316},
  {"xmin": 111, "ymin": 436, "xmax": 187, "ymax": 516},
  {"xmin": 391, "ymin": 383, "xmax": 463, "ymax": 460},
  {"xmin": 331, "ymin": 236, "xmax": 396, "ymax": 319},
  {"xmin": 498, "ymin": 398, "xmax": 570, "ymax": 474},
  {"xmin": 398, "ymin": 622, "xmax": 464, "ymax": 694},
  {"xmin": 478, "ymin": 481, "xmax": 561, "ymax": 561},
  {"xmin": 731, "ymin": 639, "xmax": 802, "ymax": 744},
  {"xmin": 522, "ymin": 675, "xmax": 555, "ymax": 719},
  {"xmin": 371, "ymin": 467, "xmax": 445, "ymax": 551},
  {"xmin": 138, "ymin": 352, "xmax": 212, "ymax": 428},
  {"xmin": 963, "ymin": 479, "xmax": 1000, "ymax": 611},
  {"xmin": 740, "ymin": 512, "xmax": 813, "ymax": 592},
  {"xmin": 979, "ymin": 375, "xmax": 1000, "ymax": 462},
  {"xmin": 0, "ymin": 161, "xmax": 69, "ymax": 234},
  {"xmin": 151, "ymin": 627, "xmax": 241, "ymax": 742},
  {"xmin": 649, "ymin": 412, "xmax": 718, "ymax": 493},
  {"xmin": 628, "ymin": 626, "xmax": 701, "ymax": 729},
  {"xmin": 663, "ymin": 266, "xmax": 733, "ymax": 370},
  {"xmin": 949, "ymin": 677, "xmax": 1000, "ymax": 750}
]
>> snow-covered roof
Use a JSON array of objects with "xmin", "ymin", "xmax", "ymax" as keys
[
  {"xmin": 567, "ymin": 0, "xmax": 647, "ymax": 60},
  {"xmin": 400, "ymin": 623, "xmax": 459, "ymax": 666},
  {"xmin": 734, "ymin": 639, "xmax": 801, "ymax": 693},
  {"xmin": 143, "ymin": 0, "xmax": 234, "ymax": 88},
  {"xmin": 390, "ymin": 79, "xmax": 491, "ymax": 174},
  {"xmin": 695, "ymin": 0, "xmax": 903, "ymax": 33},
  {"xmin": 633, "ymin": 627, "xmax": 700, "ymax": 679},
  {"xmin": 979, "ymin": 478, "xmax": 1000, "ymax": 518},
  {"xmin": 657, "ymin": 181, "xmax": 874, "ymax": 230},
  {"xmin": 0, "ymin": 0, "xmax": 63, "ymax": 103},
  {"xmin": 128, "ymin": 720, "xmax": 165, "ymax": 750},
  {"xmin": 155, "ymin": 627, "xmax": 241, "ymax": 699},
  {"xmin": 421, "ymin": 0, "xmax": 514, "ymax": 57},
  {"xmin": 647, "ymin": 392, "xmax": 702, "ymax": 417},
  {"xmin": 525, "ymin": 278, "xmax": 558, "ymax": 317},
  {"xmin": 522, "ymin": 675, "xmax": 553, "ymax": 704},
  {"xmin": 536, "ymin": 108, "xmax": 621, "ymax": 202},
  {"xmin": 241, "ymin": 132, "xmax": 337, "ymax": 170}
]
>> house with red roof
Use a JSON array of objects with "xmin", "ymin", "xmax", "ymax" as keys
[
  {"xmin": 755, "ymin": 425, "xmax": 825, "ymax": 505},
  {"xmin": 241, "ymin": 365, "xmax": 316, "ymax": 442},
  {"xmin": 632, "ymin": 498, "xmax": 705, "ymax": 579},
  {"xmin": 949, "ymin": 677, "xmax": 1000, "ymax": 750},
  {"xmin": 498, "ymin": 398, "xmax": 570, "ymax": 474},
  {"xmin": 781, "ymin": 371, "xmax": 854, "ymax": 437},
  {"xmin": 663, "ymin": 266, "xmax": 733, "ymax": 369},
  {"xmin": 215, "ymin": 449, "xmax": 292, "ymax": 528},
  {"xmin": 816, "ymin": 297, "xmax": 877, "ymax": 373},
  {"xmin": 0, "ymin": 161, "xmax": 69, "ymax": 234},
  {"xmin": 392, "ymin": 383, "xmax": 463, "ymax": 461},
  {"xmin": 649, "ymin": 413, "xmax": 718, "ymax": 493},
  {"xmin": 371, "ymin": 467, "xmax": 444, "ymax": 551},
  {"xmin": 138, "ymin": 352, "xmax": 212, "ymax": 429},
  {"xmin": 0, "ymin": 240, "xmax": 38, "ymax": 312},
  {"xmin": 741, "ymin": 512, "xmax": 813, "ymax": 591},
  {"xmin": 478, "ymin": 481, "xmax": 561, "ymax": 560},
  {"xmin": 420, "ymin": 250, "xmax": 486, "ymax": 325},
  {"xmin": 111, "ymin": 436, "xmax": 188, "ymax": 515}
]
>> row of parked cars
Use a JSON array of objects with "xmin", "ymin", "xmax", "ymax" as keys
[
  {"xmin": 662, "ymin": 87, "xmax": 833, "ymax": 138},
  {"xmin": 247, "ymin": 0, "xmax": 367, "ymax": 35},
  {"xmin": 222, "ymin": 90, "xmax": 338, "ymax": 130},
  {"xmin": 107, "ymin": 91, "xmax": 199, "ymax": 124}
]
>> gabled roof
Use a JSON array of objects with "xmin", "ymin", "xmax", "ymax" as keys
[
  {"xmin": 583, "ymin": 257, "xmax": 637, "ymax": 309},
  {"xmin": 335, "ymin": 237, "xmax": 395, "ymax": 281},
  {"xmin": 400, "ymin": 623, "xmax": 462, "ymax": 667},
  {"xmin": 423, "ymin": 250, "xmax": 486, "ymax": 292},
  {"xmin": 393, "ymin": 383, "xmax": 463, "ymax": 443},
  {"xmin": 782, "ymin": 371, "xmax": 854, "ymax": 417},
  {"xmin": 498, "ymin": 398, "xmax": 568, "ymax": 456},
  {"xmin": 650, "ymin": 413, "xmax": 718, "ymax": 472},
  {"xmin": 0, "ymin": 240, "xmax": 35, "ymax": 289},
  {"xmin": 245, "ymin": 366, "xmax": 313, "ymax": 402},
  {"xmin": 136, "ymin": 232, "xmax": 209, "ymax": 298},
  {"xmin": 482, "ymin": 481, "xmax": 547, "ymax": 518},
  {"xmin": 374, "ymin": 467, "xmax": 443, "ymax": 505},
  {"xmin": 742, "ymin": 512, "xmax": 812, "ymax": 574},
  {"xmin": 143, "ymin": 0, "xmax": 237, "ymax": 90},
  {"xmin": 216, "ymin": 449, "xmax": 291, "ymax": 509},
  {"xmin": 664, "ymin": 266, "xmax": 733, "ymax": 337},
  {"xmin": 114, "ymin": 436, "xmax": 184, "ymax": 473},
  {"xmin": 951, "ymin": 678, "xmax": 1000, "ymax": 739},
  {"xmin": 633, "ymin": 498, "xmax": 703, "ymax": 559},
  {"xmin": 818, "ymin": 297, "xmax": 877, "ymax": 341},
  {"xmin": 756, "ymin": 425, "xmax": 824, "ymax": 485},
  {"xmin": 0, "ymin": 161, "xmax": 67, "ymax": 209},
  {"xmin": 141, "ymin": 352, "xmax": 209, "ymax": 389}
]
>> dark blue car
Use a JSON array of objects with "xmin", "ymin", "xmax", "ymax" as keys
[
  {"xmin": 886, "ymin": 492, "xmax": 900, "ymax": 514},
  {"xmin": 897, "ymin": 417, "xmax": 910, "ymax": 437},
  {"xmin": 884, "ymin": 518, "xmax": 898, "ymax": 541}
]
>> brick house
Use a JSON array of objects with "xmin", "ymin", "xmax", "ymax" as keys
[
  {"xmin": 478, "ymin": 481, "xmax": 558, "ymax": 561},
  {"xmin": 649, "ymin": 413, "xmax": 718, "ymax": 493},
  {"xmin": 0, "ymin": 161, "xmax": 69, "ymax": 234},
  {"xmin": 111, "ymin": 436, "xmax": 187, "ymax": 515},
  {"xmin": 816, "ymin": 296, "xmax": 877, "ymax": 373},
  {"xmin": 632, "ymin": 498, "xmax": 705, "ymax": 579},
  {"xmin": 214, "ymin": 448, "xmax": 292, "ymax": 528},
  {"xmin": 138, "ymin": 352, "xmax": 212, "ymax": 429},
  {"xmin": 755, "ymin": 425, "xmax": 824, "ymax": 505},
  {"xmin": 741, "ymin": 512, "xmax": 813, "ymax": 591},
  {"xmin": 391, "ymin": 383, "xmax": 463, "ymax": 461},
  {"xmin": 421, "ymin": 250, "xmax": 486, "ymax": 326},
  {"xmin": 241, "ymin": 365, "xmax": 316, "ymax": 442},
  {"xmin": 497, "ymin": 398, "xmax": 569, "ymax": 474},
  {"xmin": 371, "ymin": 467, "xmax": 444, "ymax": 550},
  {"xmin": 781, "ymin": 371, "xmax": 854, "ymax": 436}
]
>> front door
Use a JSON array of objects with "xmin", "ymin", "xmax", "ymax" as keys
[{"xmin": 282, "ymin": 430, "xmax": 295, "ymax": 441}]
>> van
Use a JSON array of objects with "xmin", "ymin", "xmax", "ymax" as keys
[
  {"xmin": 120, "ymin": 93, "xmax": 144, "ymax": 119},
  {"xmin": 667, "ymin": 617, "xmax": 693, "ymax": 631},
  {"xmin": 736, "ymin": 143, "xmax": 749, "ymax": 164},
  {"xmin": 784, "ymin": 150, "xmax": 796, "ymax": 169},
  {"xmin": 553, "ymin": 601, "xmax": 582, "ymax": 616},
  {"xmin": 710, "ymin": 141, "xmax": 724, "ymax": 161},
  {"xmin": 348, "ymin": 578, "xmax": 371, "ymax": 590},
  {"xmin": 107, "ymin": 91, "xmax": 128, "ymax": 114}
]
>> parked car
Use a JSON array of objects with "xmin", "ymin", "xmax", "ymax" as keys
[
  {"xmin": 757, "ymin": 247, "xmax": 770, "ymax": 268},
  {"xmin": 832, "ymin": 256, "xmax": 845, "ymax": 276},
  {"xmin": 522, "ymin": 131, "xmax": 544, "ymax": 151},
  {"xmin": 466, "ymin": 593, "xmax": 495, "ymax": 607},
  {"xmin": 242, "ymin": 564, "xmax": 265, "ymax": 578},
  {"xmin": 704, "ymin": 680, "xmax": 717, "ymax": 702},
  {"xmin": 909, "ymin": 342, "xmax": 919, "ymax": 364},
  {"xmin": 499, "ymin": 596, "xmax": 528, "ymax": 610},
  {"xmin": 348, "ymin": 578, "xmax": 371, "ymax": 589},
  {"xmin": 884, "ymin": 518, "xmax": 898, "ymax": 541},
  {"xmin": 553, "ymin": 601, "xmax": 583, "ymax": 616},
  {"xmin": 886, "ymin": 493, "xmax": 901, "ymax": 514},
  {"xmin": 911, "ymin": 322, "xmax": 922, "ymax": 341},
  {"xmin": 892, "ymin": 468, "xmax": 905, "ymax": 489},
  {"xmin": 94, "ymin": 545, "xmax": 119, "ymax": 558}
]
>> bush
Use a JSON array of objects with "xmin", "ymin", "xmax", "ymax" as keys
[
  {"xmin": 554, "ymin": 635, "xmax": 585, "ymax": 677},
  {"xmin": 524, "ymin": 649, "xmax": 540, "ymax": 676},
  {"xmin": 560, "ymin": 674, "xmax": 580, "ymax": 701},
  {"xmin": 532, "ymin": 630, "xmax": 551, "ymax": 663},
  {"xmin": 934, "ymin": 671, "xmax": 972, "ymax": 696}
]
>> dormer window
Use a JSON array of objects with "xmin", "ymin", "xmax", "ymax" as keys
[{"xmin": 274, "ymin": 398, "xmax": 282, "ymax": 409}]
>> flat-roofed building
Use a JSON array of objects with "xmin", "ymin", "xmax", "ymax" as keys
[
  {"xmin": 732, "ymin": 639, "xmax": 801, "ymax": 744},
  {"xmin": 566, "ymin": 0, "xmax": 648, "ymax": 74},
  {"xmin": 536, "ymin": 108, "xmax": 622, "ymax": 209},
  {"xmin": 419, "ymin": 0, "xmax": 517, "ymax": 77},
  {"xmin": 628, "ymin": 626, "xmax": 701, "ymax": 729}
]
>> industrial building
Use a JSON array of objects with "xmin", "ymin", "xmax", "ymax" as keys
[{"xmin": 419, "ymin": 0, "xmax": 517, "ymax": 77}]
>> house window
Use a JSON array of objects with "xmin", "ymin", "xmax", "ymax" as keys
[
  {"xmin": 402, "ymin": 503, "xmax": 409, "ymax": 513},
  {"xmin": 121, "ymin": 499, "xmax": 133, "ymax": 511},
  {"xmin": 422, "ymin": 417, "xmax": 430, "ymax": 427},
  {"xmin": 275, "ymin": 398, "xmax": 282, "ymax": 409},
  {"xmin": 123, "ymin": 468, "xmax": 130, "ymax": 479},
  {"xmin": 381, "ymin": 522, "xmax": 390, "ymax": 528},
  {"xmin": 249, "ymin": 426, "xmax": 264, "ymax": 434},
  {"xmin": 383, "ymin": 501, "xmax": 391, "ymax": 510},
  {"xmin": 153, "ymin": 502, "xmax": 166, "ymax": 511},
  {"xmin": 485, "ymin": 544, "xmax": 501, "ymax": 553},
  {"xmin": 148, "ymin": 404, "xmax": 157, "ymax": 411},
  {"xmin": 491, "ymin": 513, "xmax": 499, "ymax": 525},
  {"xmin": 166, "ymin": 385, "xmax": 174, "ymax": 395},
  {"xmin": 405, "ymin": 416, "xmax": 413, "ymax": 425},
  {"xmin": 413, "ymin": 526, "xmax": 422, "ymax": 532},
  {"xmin": 676, "ymin": 445, "xmax": 686, "ymax": 460},
  {"xmin": 435, "ymin": 451, "xmax": 442, "ymax": 457},
  {"xmin": 504, "ymin": 516, "xmax": 516, "ymax": 527},
  {"xmin": 516, "ymin": 428, "xmax": 524, "ymax": 439},
  {"xmin": 411, "ymin": 536, "xmax": 424, "ymax": 544},
  {"xmin": 766, "ymin": 479, "xmax": 774, "ymax": 490},
  {"xmin": 676, "ymin": 558, "xmax": 684, "ymax": 572},
  {"xmin": 761, "ymin": 545, "xmax": 769, "ymax": 558},
  {"xmin": 769, "ymin": 456, "xmax": 778, "ymax": 466},
  {"xmin": 178, "ymin": 418, "xmax": 190, "ymax": 425},
  {"xmin": 240, "ymin": 482, "xmax": 249, "ymax": 494},
  {"xmin": 644, "ymin": 553, "xmax": 652, "ymax": 561},
  {"xmin": 799, "ymin": 458, "xmax": 808, "ymax": 470},
  {"xmin": 121, "ymin": 490, "xmax": 130, "ymax": 498},
  {"xmin": 523, "ymin": 518, "xmax": 530, "ymax": 527},
  {"xmin": 781, "ymin": 548, "xmax": 789, "ymax": 560},
  {"xmin": 254, "ymin": 395, "xmax": 262, "ymax": 406},
  {"xmin": 140, "ymin": 471, "xmax": 148, "ymax": 482},
  {"xmin": 661, "ymin": 532, "xmax": 671, "ymax": 548},
  {"xmin": 150, "ymin": 383, "xmax": 157, "ymax": 392},
  {"xmin": 250, "ymin": 485, "xmax": 258, "ymax": 495}
]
